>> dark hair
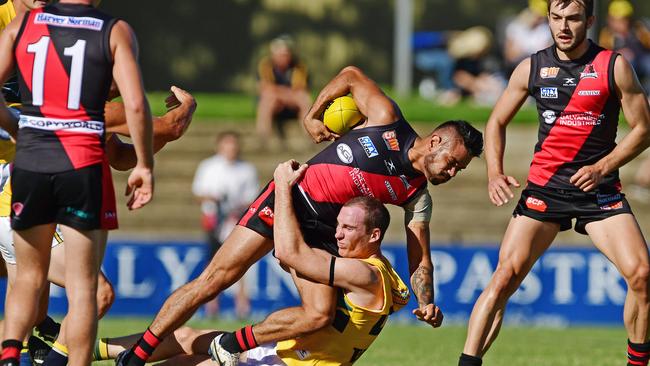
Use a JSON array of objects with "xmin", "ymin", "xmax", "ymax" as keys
[
  {"xmin": 343, "ymin": 197, "xmax": 390, "ymax": 243},
  {"xmin": 434, "ymin": 120, "xmax": 484, "ymax": 157},
  {"xmin": 547, "ymin": 0, "xmax": 594, "ymax": 17}
]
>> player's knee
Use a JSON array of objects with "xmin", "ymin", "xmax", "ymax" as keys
[
  {"xmin": 303, "ymin": 307, "xmax": 334, "ymax": 330},
  {"xmin": 489, "ymin": 266, "xmax": 518, "ymax": 298},
  {"xmin": 626, "ymin": 263, "xmax": 650, "ymax": 295},
  {"xmin": 96, "ymin": 279, "xmax": 115, "ymax": 317},
  {"xmin": 174, "ymin": 326, "xmax": 200, "ymax": 352}
]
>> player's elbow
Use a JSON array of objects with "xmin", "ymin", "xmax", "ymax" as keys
[{"xmin": 274, "ymin": 245, "xmax": 298, "ymax": 266}]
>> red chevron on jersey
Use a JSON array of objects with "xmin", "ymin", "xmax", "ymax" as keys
[{"xmin": 528, "ymin": 49, "xmax": 615, "ymax": 187}]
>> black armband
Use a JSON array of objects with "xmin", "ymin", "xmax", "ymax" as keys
[{"xmin": 328, "ymin": 256, "xmax": 336, "ymax": 287}]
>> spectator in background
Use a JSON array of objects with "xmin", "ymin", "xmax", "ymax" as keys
[
  {"xmin": 449, "ymin": 26, "xmax": 506, "ymax": 106},
  {"xmin": 502, "ymin": 0, "xmax": 553, "ymax": 76},
  {"xmin": 192, "ymin": 131, "xmax": 259, "ymax": 318},
  {"xmin": 256, "ymin": 35, "xmax": 311, "ymax": 148},
  {"xmin": 599, "ymin": 0, "xmax": 650, "ymax": 94}
]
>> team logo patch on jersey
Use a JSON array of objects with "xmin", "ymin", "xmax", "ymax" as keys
[
  {"xmin": 34, "ymin": 13, "xmax": 104, "ymax": 31},
  {"xmin": 542, "ymin": 110, "xmax": 557, "ymax": 124},
  {"xmin": 580, "ymin": 64, "xmax": 598, "ymax": 79},
  {"xmin": 384, "ymin": 159, "xmax": 397, "ymax": 175},
  {"xmin": 578, "ymin": 90, "xmax": 601, "ymax": 96},
  {"xmin": 12, "ymin": 202, "xmax": 23, "ymax": 216},
  {"xmin": 399, "ymin": 175, "xmax": 412, "ymax": 190},
  {"xmin": 563, "ymin": 78, "xmax": 576, "ymax": 86},
  {"xmin": 541, "ymin": 87, "xmax": 558, "ymax": 99},
  {"xmin": 384, "ymin": 181, "xmax": 398, "ymax": 201},
  {"xmin": 336, "ymin": 143, "xmax": 354, "ymax": 164},
  {"xmin": 540, "ymin": 67, "xmax": 560, "ymax": 79},
  {"xmin": 358, "ymin": 136, "xmax": 379, "ymax": 158},
  {"xmin": 382, "ymin": 130, "xmax": 400, "ymax": 151},
  {"xmin": 258, "ymin": 206, "xmax": 274, "ymax": 226},
  {"xmin": 295, "ymin": 349, "xmax": 310, "ymax": 360},
  {"xmin": 525, "ymin": 196, "xmax": 547, "ymax": 212}
]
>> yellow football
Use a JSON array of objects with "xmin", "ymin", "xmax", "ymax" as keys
[{"xmin": 323, "ymin": 96, "xmax": 363, "ymax": 135}]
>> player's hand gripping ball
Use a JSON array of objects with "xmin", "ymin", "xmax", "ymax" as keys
[{"xmin": 323, "ymin": 96, "xmax": 364, "ymax": 135}]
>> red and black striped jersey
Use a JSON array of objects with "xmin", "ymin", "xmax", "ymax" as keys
[
  {"xmin": 297, "ymin": 118, "xmax": 427, "ymax": 222},
  {"xmin": 527, "ymin": 42, "xmax": 621, "ymax": 189},
  {"xmin": 13, "ymin": 3, "xmax": 117, "ymax": 173}
]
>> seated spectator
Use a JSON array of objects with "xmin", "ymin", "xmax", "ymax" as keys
[
  {"xmin": 449, "ymin": 26, "xmax": 506, "ymax": 106},
  {"xmin": 599, "ymin": 0, "xmax": 650, "ymax": 94},
  {"xmin": 256, "ymin": 35, "xmax": 311, "ymax": 147},
  {"xmin": 502, "ymin": 0, "xmax": 552, "ymax": 76}
]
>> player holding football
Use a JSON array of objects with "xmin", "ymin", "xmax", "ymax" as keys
[
  {"xmin": 458, "ymin": 1, "xmax": 650, "ymax": 365},
  {"xmin": 98, "ymin": 162, "xmax": 409, "ymax": 366},
  {"xmin": 0, "ymin": 0, "xmax": 154, "ymax": 364},
  {"xmin": 116, "ymin": 65, "xmax": 483, "ymax": 366}
]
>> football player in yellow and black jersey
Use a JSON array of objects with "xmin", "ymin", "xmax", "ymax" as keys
[{"xmin": 93, "ymin": 161, "xmax": 411, "ymax": 366}]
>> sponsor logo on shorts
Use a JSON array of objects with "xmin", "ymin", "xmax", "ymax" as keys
[
  {"xmin": 358, "ymin": 136, "xmax": 379, "ymax": 158},
  {"xmin": 258, "ymin": 206, "xmax": 274, "ymax": 226},
  {"xmin": 540, "ymin": 67, "xmax": 560, "ymax": 79},
  {"xmin": 65, "ymin": 207, "xmax": 94, "ymax": 220},
  {"xmin": 525, "ymin": 196, "xmax": 547, "ymax": 212},
  {"xmin": 11, "ymin": 202, "xmax": 23, "ymax": 216},
  {"xmin": 384, "ymin": 181, "xmax": 398, "ymax": 201},
  {"xmin": 382, "ymin": 130, "xmax": 400, "ymax": 151},
  {"xmin": 336, "ymin": 143, "xmax": 354, "ymax": 164},
  {"xmin": 596, "ymin": 193, "xmax": 622, "ymax": 205},
  {"xmin": 349, "ymin": 168, "xmax": 374, "ymax": 197},
  {"xmin": 580, "ymin": 64, "xmax": 598, "ymax": 79},
  {"xmin": 35, "ymin": 12, "xmax": 104, "ymax": 31},
  {"xmin": 104, "ymin": 211, "xmax": 117, "ymax": 219},
  {"xmin": 542, "ymin": 110, "xmax": 556, "ymax": 125},
  {"xmin": 600, "ymin": 201, "xmax": 623, "ymax": 211},
  {"xmin": 384, "ymin": 159, "xmax": 396, "ymax": 175},
  {"xmin": 577, "ymin": 90, "xmax": 601, "ymax": 96},
  {"xmin": 541, "ymin": 87, "xmax": 558, "ymax": 99},
  {"xmin": 563, "ymin": 78, "xmax": 576, "ymax": 86}
]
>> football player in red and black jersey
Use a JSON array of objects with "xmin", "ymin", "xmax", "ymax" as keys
[
  {"xmin": 116, "ymin": 65, "xmax": 483, "ymax": 366},
  {"xmin": 458, "ymin": 1, "xmax": 650, "ymax": 366},
  {"xmin": 0, "ymin": 0, "xmax": 154, "ymax": 365}
]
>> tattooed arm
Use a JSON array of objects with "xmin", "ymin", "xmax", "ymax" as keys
[{"xmin": 405, "ymin": 219, "xmax": 444, "ymax": 328}]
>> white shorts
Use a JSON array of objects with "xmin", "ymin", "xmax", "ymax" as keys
[
  {"xmin": 240, "ymin": 343, "xmax": 286, "ymax": 366},
  {"xmin": 0, "ymin": 216, "xmax": 63, "ymax": 264}
]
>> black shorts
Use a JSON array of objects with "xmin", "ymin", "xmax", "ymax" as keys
[
  {"xmin": 238, "ymin": 181, "xmax": 339, "ymax": 256},
  {"xmin": 11, "ymin": 162, "xmax": 118, "ymax": 231},
  {"xmin": 513, "ymin": 182, "xmax": 633, "ymax": 234}
]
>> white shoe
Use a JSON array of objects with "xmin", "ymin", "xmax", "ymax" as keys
[{"xmin": 209, "ymin": 334, "xmax": 240, "ymax": 366}]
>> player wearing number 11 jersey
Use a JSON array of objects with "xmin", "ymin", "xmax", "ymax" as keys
[{"xmin": 0, "ymin": 1, "xmax": 154, "ymax": 365}]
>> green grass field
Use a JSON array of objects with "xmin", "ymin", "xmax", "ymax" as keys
[
  {"xmin": 93, "ymin": 318, "xmax": 626, "ymax": 366},
  {"xmin": 144, "ymin": 92, "xmax": 539, "ymax": 125}
]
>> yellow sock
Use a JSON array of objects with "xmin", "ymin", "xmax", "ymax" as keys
[
  {"xmin": 52, "ymin": 341, "xmax": 69, "ymax": 356},
  {"xmin": 93, "ymin": 338, "xmax": 110, "ymax": 361}
]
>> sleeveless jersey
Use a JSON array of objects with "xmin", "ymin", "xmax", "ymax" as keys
[
  {"xmin": 0, "ymin": 0, "xmax": 14, "ymax": 30},
  {"xmin": 13, "ymin": 3, "xmax": 117, "ymax": 173},
  {"xmin": 298, "ymin": 118, "xmax": 427, "ymax": 226},
  {"xmin": 527, "ymin": 42, "xmax": 621, "ymax": 189},
  {"xmin": 276, "ymin": 257, "xmax": 410, "ymax": 365}
]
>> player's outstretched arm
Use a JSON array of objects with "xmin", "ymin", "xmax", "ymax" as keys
[
  {"xmin": 272, "ymin": 160, "xmax": 379, "ymax": 293},
  {"xmin": 303, "ymin": 66, "xmax": 399, "ymax": 143},
  {"xmin": 569, "ymin": 55, "xmax": 650, "ymax": 192},
  {"xmin": 111, "ymin": 20, "xmax": 154, "ymax": 210},
  {"xmin": 106, "ymin": 85, "xmax": 196, "ymax": 142},
  {"xmin": 485, "ymin": 58, "xmax": 530, "ymax": 206},
  {"xmin": 0, "ymin": 13, "xmax": 25, "ymax": 137}
]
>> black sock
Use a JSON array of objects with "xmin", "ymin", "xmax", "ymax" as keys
[
  {"xmin": 219, "ymin": 325, "xmax": 258, "ymax": 353},
  {"xmin": 35, "ymin": 316, "xmax": 61, "ymax": 342},
  {"xmin": 1, "ymin": 339, "xmax": 22, "ymax": 363},
  {"xmin": 628, "ymin": 339, "xmax": 650, "ymax": 366},
  {"xmin": 459, "ymin": 353, "xmax": 482, "ymax": 366}
]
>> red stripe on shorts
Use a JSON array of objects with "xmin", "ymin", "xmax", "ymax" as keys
[{"xmin": 239, "ymin": 182, "xmax": 275, "ymax": 226}]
